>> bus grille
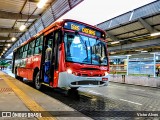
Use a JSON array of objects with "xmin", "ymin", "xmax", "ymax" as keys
[
  {"xmin": 76, "ymin": 73, "xmax": 103, "ymax": 77},
  {"xmin": 71, "ymin": 81, "xmax": 105, "ymax": 85}
]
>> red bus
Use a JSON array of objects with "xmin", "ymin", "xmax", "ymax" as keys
[{"xmin": 12, "ymin": 19, "xmax": 109, "ymax": 90}]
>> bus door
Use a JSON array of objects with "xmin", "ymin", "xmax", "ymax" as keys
[{"xmin": 42, "ymin": 30, "xmax": 61, "ymax": 85}]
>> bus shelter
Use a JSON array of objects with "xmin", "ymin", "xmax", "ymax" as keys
[
  {"xmin": 110, "ymin": 53, "xmax": 160, "ymax": 77},
  {"xmin": 127, "ymin": 53, "xmax": 160, "ymax": 77}
]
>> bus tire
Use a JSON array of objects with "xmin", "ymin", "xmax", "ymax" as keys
[
  {"xmin": 34, "ymin": 71, "xmax": 42, "ymax": 90},
  {"xmin": 68, "ymin": 88, "xmax": 79, "ymax": 100}
]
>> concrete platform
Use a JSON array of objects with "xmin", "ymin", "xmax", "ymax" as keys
[
  {"xmin": 0, "ymin": 71, "xmax": 91, "ymax": 120},
  {"xmin": 109, "ymin": 74, "xmax": 160, "ymax": 88}
]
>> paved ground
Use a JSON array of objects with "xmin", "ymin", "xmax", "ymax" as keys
[
  {"xmin": 2, "ymin": 69, "xmax": 160, "ymax": 120},
  {"xmin": 0, "ymin": 70, "xmax": 91, "ymax": 120},
  {"xmin": 79, "ymin": 83, "xmax": 160, "ymax": 111},
  {"xmin": 77, "ymin": 82, "xmax": 160, "ymax": 119}
]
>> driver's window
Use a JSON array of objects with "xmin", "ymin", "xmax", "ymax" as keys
[{"xmin": 64, "ymin": 33, "xmax": 74, "ymax": 57}]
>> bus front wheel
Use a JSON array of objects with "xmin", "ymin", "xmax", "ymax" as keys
[
  {"xmin": 67, "ymin": 88, "xmax": 79, "ymax": 100},
  {"xmin": 34, "ymin": 71, "xmax": 42, "ymax": 90}
]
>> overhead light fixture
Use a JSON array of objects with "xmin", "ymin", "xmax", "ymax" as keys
[
  {"xmin": 110, "ymin": 52, "xmax": 116, "ymax": 54},
  {"xmin": 150, "ymin": 52, "xmax": 158, "ymax": 54},
  {"xmin": 150, "ymin": 32, "xmax": 160, "ymax": 36},
  {"xmin": 19, "ymin": 25, "xmax": 26, "ymax": 31},
  {"xmin": 135, "ymin": 49, "xmax": 143, "ymax": 51},
  {"xmin": 4, "ymin": 48, "xmax": 7, "ymax": 51},
  {"xmin": 37, "ymin": 0, "xmax": 48, "ymax": 8},
  {"xmin": 8, "ymin": 44, "xmax": 11, "ymax": 47},
  {"xmin": 141, "ymin": 50, "xmax": 148, "ymax": 53},
  {"xmin": 110, "ymin": 41, "xmax": 120, "ymax": 45},
  {"xmin": 11, "ymin": 37, "xmax": 16, "ymax": 41},
  {"xmin": 127, "ymin": 55, "xmax": 132, "ymax": 56}
]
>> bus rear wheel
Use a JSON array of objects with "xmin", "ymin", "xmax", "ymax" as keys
[{"xmin": 34, "ymin": 71, "xmax": 42, "ymax": 90}]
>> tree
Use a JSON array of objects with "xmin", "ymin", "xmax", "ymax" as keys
[{"xmin": 0, "ymin": 60, "xmax": 10, "ymax": 68}]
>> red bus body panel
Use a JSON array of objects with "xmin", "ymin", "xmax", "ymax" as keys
[{"xmin": 17, "ymin": 55, "xmax": 41, "ymax": 80}]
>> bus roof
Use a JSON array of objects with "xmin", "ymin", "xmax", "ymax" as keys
[{"xmin": 14, "ymin": 19, "xmax": 106, "ymax": 51}]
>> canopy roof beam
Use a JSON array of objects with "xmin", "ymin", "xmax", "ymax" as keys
[
  {"xmin": 0, "ymin": 42, "xmax": 12, "ymax": 45},
  {"xmin": 0, "ymin": 36, "xmax": 11, "ymax": 40},
  {"xmin": 0, "ymin": 11, "xmax": 39, "ymax": 20},
  {"xmin": 106, "ymin": 32, "xmax": 119, "ymax": 41},
  {"xmin": 108, "ymin": 38, "xmax": 160, "ymax": 52},
  {"xmin": 0, "ymin": 28, "xmax": 23, "ymax": 33},
  {"xmin": 138, "ymin": 18, "xmax": 158, "ymax": 33}
]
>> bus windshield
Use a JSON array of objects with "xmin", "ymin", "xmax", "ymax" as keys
[{"xmin": 64, "ymin": 32, "xmax": 108, "ymax": 65}]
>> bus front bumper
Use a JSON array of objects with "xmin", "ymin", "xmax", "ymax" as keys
[
  {"xmin": 58, "ymin": 72, "xmax": 109, "ymax": 88},
  {"xmin": 69, "ymin": 80, "xmax": 108, "ymax": 88}
]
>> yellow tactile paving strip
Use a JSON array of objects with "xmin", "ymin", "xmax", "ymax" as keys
[{"xmin": 0, "ymin": 72, "xmax": 57, "ymax": 120}]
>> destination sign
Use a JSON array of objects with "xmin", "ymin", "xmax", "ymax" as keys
[{"xmin": 64, "ymin": 21, "xmax": 105, "ymax": 38}]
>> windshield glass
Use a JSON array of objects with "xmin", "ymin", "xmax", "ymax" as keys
[{"xmin": 64, "ymin": 32, "xmax": 108, "ymax": 65}]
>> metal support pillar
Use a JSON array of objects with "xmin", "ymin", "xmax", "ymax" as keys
[
  {"xmin": 127, "ymin": 55, "xmax": 129, "ymax": 75},
  {"xmin": 153, "ymin": 53, "xmax": 156, "ymax": 77}
]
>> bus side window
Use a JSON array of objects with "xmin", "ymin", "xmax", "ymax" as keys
[
  {"xmin": 15, "ymin": 50, "xmax": 19, "ymax": 59},
  {"xmin": 22, "ymin": 44, "xmax": 28, "ymax": 58},
  {"xmin": 34, "ymin": 36, "xmax": 43, "ymax": 54},
  {"xmin": 35, "ymin": 46, "xmax": 42, "ymax": 54},
  {"xmin": 28, "ymin": 40, "xmax": 35, "ymax": 56},
  {"xmin": 19, "ymin": 47, "xmax": 23, "ymax": 59},
  {"xmin": 31, "ymin": 40, "xmax": 35, "ymax": 55}
]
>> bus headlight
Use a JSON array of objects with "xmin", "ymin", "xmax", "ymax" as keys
[
  {"xmin": 67, "ymin": 68, "xmax": 72, "ymax": 74},
  {"xmin": 105, "ymin": 72, "xmax": 108, "ymax": 76}
]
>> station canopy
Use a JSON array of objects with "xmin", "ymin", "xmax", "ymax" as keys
[
  {"xmin": 0, "ymin": 0, "xmax": 84, "ymax": 58},
  {"xmin": 97, "ymin": 0, "xmax": 160, "ymax": 56}
]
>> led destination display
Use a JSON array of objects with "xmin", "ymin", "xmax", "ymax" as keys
[{"xmin": 64, "ymin": 21, "xmax": 105, "ymax": 38}]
